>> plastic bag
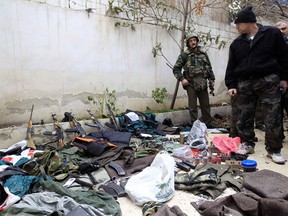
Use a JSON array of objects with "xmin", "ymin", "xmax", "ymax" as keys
[
  {"xmin": 211, "ymin": 136, "xmax": 241, "ymax": 154},
  {"xmin": 187, "ymin": 120, "xmax": 208, "ymax": 150},
  {"xmin": 172, "ymin": 145, "xmax": 194, "ymax": 160},
  {"xmin": 125, "ymin": 151, "xmax": 175, "ymax": 206}
]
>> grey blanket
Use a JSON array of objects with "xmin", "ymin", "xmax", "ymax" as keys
[
  {"xmin": 242, "ymin": 169, "xmax": 288, "ymax": 199},
  {"xmin": 191, "ymin": 169, "xmax": 288, "ymax": 216}
]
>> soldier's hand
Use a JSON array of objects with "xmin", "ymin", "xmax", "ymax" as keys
[
  {"xmin": 228, "ymin": 88, "xmax": 237, "ymax": 96},
  {"xmin": 181, "ymin": 79, "xmax": 189, "ymax": 87}
]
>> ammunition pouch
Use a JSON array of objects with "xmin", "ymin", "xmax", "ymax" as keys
[{"xmin": 192, "ymin": 77, "xmax": 208, "ymax": 91}]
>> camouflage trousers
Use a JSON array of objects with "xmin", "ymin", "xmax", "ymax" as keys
[
  {"xmin": 185, "ymin": 85, "xmax": 213, "ymax": 125},
  {"xmin": 230, "ymin": 95, "xmax": 264, "ymax": 137},
  {"xmin": 237, "ymin": 73, "xmax": 283, "ymax": 152}
]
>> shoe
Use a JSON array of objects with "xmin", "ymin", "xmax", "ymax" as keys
[
  {"xmin": 237, "ymin": 143, "xmax": 255, "ymax": 155},
  {"xmin": 267, "ymin": 153, "xmax": 286, "ymax": 164}
]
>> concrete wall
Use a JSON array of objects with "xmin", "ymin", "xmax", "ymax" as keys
[{"xmin": 0, "ymin": 0, "xmax": 237, "ymax": 127}]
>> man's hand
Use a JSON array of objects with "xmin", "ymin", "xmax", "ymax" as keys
[
  {"xmin": 228, "ymin": 88, "xmax": 237, "ymax": 96},
  {"xmin": 280, "ymin": 80, "xmax": 288, "ymax": 94}
]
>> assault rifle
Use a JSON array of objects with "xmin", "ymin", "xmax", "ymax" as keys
[
  {"xmin": 106, "ymin": 104, "xmax": 120, "ymax": 131},
  {"xmin": 167, "ymin": 62, "xmax": 215, "ymax": 96},
  {"xmin": 85, "ymin": 109, "xmax": 105, "ymax": 131},
  {"xmin": 43, "ymin": 114, "xmax": 65, "ymax": 148},
  {"xmin": 64, "ymin": 112, "xmax": 86, "ymax": 137},
  {"xmin": 26, "ymin": 105, "xmax": 36, "ymax": 149}
]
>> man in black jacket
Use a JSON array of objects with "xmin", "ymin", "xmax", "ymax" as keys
[
  {"xmin": 276, "ymin": 21, "xmax": 288, "ymax": 45},
  {"xmin": 276, "ymin": 21, "xmax": 288, "ymax": 140},
  {"xmin": 225, "ymin": 6, "xmax": 288, "ymax": 164}
]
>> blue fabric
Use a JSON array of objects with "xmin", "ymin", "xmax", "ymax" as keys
[
  {"xmin": 0, "ymin": 160, "xmax": 11, "ymax": 166},
  {"xmin": 14, "ymin": 157, "xmax": 29, "ymax": 167},
  {"xmin": 4, "ymin": 175, "xmax": 39, "ymax": 197}
]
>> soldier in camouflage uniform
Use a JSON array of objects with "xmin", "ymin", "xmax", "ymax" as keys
[
  {"xmin": 225, "ymin": 6, "xmax": 288, "ymax": 164},
  {"xmin": 173, "ymin": 35, "xmax": 215, "ymax": 127}
]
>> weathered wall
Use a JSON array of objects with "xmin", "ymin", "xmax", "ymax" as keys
[{"xmin": 0, "ymin": 0, "xmax": 237, "ymax": 127}]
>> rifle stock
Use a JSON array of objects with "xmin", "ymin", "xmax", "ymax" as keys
[
  {"xmin": 64, "ymin": 112, "xmax": 86, "ymax": 137},
  {"xmin": 52, "ymin": 114, "xmax": 65, "ymax": 147},
  {"xmin": 26, "ymin": 105, "xmax": 36, "ymax": 149}
]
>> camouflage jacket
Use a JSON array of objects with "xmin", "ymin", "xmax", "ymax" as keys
[{"xmin": 173, "ymin": 47, "xmax": 215, "ymax": 83}]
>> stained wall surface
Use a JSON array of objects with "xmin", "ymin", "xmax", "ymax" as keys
[{"xmin": 0, "ymin": 0, "xmax": 237, "ymax": 126}]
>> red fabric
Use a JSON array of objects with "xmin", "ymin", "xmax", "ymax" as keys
[{"xmin": 212, "ymin": 136, "xmax": 241, "ymax": 154}]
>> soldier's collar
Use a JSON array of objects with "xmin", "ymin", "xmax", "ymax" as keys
[{"xmin": 187, "ymin": 46, "xmax": 202, "ymax": 53}]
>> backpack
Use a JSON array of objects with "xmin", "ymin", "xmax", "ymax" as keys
[{"xmin": 23, "ymin": 150, "xmax": 78, "ymax": 181}]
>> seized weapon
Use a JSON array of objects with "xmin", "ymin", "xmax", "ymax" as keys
[
  {"xmin": 106, "ymin": 104, "xmax": 120, "ymax": 131},
  {"xmin": 167, "ymin": 62, "xmax": 215, "ymax": 96},
  {"xmin": 64, "ymin": 112, "xmax": 86, "ymax": 137},
  {"xmin": 85, "ymin": 109, "xmax": 105, "ymax": 131},
  {"xmin": 43, "ymin": 114, "xmax": 65, "ymax": 148},
  {"xmin": 209, "ymin": 80, "xmax": 215, "ymax": 96},
  {"xmin": 52, "ymin": 114, "xmax": 65, "ymax": 147},
  {"xmin": 26, "ymin": 105, "xmax": 36, "ymax": 149},
  {"xmin": 63, "ymin": 175, "xmax": 95, "ymax": 190}
]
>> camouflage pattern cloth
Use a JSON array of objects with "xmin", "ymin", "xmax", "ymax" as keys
[
  {"xmin": 237, "ymin": 73, "xmax": 283, "ymax": 152},
  {"xmin": 174, "ymin": 163, "xmax": 242, "ymax": 199},
  {"xmin": 173, "ymin": 46, "xmax": 215, "ymax": 90},
  {"xmin": 230, "ymin": 95, "xmax": 263, "ymax": 137},
  {"xmin": 229, "ymin": 95, "xmax": 239, "ymax": 137}
]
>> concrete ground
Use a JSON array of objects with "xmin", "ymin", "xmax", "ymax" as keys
[{"xmin": 118, "ymin": 127, "xmax": 288, "ymax": 215}]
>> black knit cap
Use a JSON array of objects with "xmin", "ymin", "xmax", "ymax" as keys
[{"xmin": 234, "ymin": 6, "xmax": 257, "ymax": 24}]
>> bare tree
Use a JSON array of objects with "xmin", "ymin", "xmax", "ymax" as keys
[
  {"xmin": 107, "ymin": 0, "xmax": 227, "ymax": 108},
  {"xmin": 228, "ymin": 0, "xmax": 288, "ymax": 21}
]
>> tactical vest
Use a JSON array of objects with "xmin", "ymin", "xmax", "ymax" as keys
[{"xmin": 182, "ymin": 49, "xmax": 209, "ymax": 91}]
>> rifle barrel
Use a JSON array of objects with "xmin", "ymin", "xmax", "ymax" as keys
[
  {"xmin": 29, "ymin": 105, "xmax": 34, "ymax": 119},
  {"xmin": 26, "ymin": 105, "xmax": 36, "ymax": 149},
  {"xmin": 106, "ymin": 104, "xmax": 120, "ymax": 131}
]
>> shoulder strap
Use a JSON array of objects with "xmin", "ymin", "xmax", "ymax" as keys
[{"xmin": 181, "ymin": 50, "xmax": 189, "ymax": 64}]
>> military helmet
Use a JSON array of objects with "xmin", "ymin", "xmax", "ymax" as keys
[{"xmin": 186, "ymin": 35, "xmax": 200, "ymax": 47}]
